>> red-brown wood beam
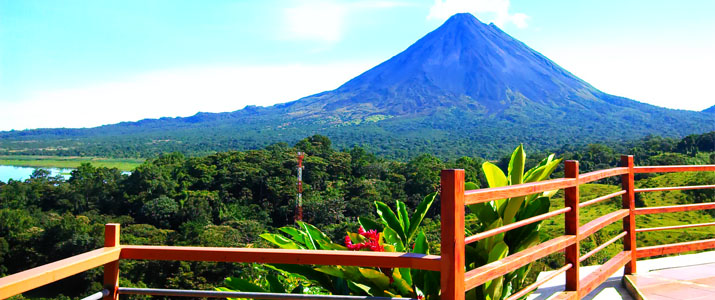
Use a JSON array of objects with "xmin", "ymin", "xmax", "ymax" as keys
[
  {"xmin": 464, "ymin": 178, "xmax": 577, "ymax": 205},
  {"xmin": 440, "ymin": 169, "xmax": 465, "ymax": 300},
  {"xmin": 579, "ymin": 167, "xmax": 629, "ymax": 184},
  {"xmin": 0, "ymin": 248, "xmax": 121, "ymax": 298},
  {"xmin": 633, "ymin": 165, "xmax": 715, "ymax": 173},
  {"xmin": 103, "ymin": 224, "xmax": 120, "ymax": 300},
  {"xmin": 636, "ymin": 239, "xmax": 715, "ymax": 258},
  {"xmin": 120, "ymin": 246, "xmax": 441, "ymax": 271},
  {"xmin": 564, "ymin": 161, "xmax": 580, "ymax": 294},
  {"xmin": 579, "ymin": 251, "xmax": 631, "ymax": 297},
  {"xmin": 635, "ymin": 202, "xmax": 715, "ymax": 215},
  {"xmin": 621, "ymin": 155, "xmax": 637, "ymax": 275}
]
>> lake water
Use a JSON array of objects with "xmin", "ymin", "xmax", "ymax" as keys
[{"xmin": 0, "ymin": 165, "xmax": 73, "ymax": 182}]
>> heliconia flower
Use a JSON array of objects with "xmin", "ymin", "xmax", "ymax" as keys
[{"xmin": 344, "ymin": 226, "xmax": 384, "ymax": 252}]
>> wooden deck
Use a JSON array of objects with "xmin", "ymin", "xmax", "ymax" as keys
[{"xmin": 625, "ymin": 257, "xmax": 715, "ymax": 300}]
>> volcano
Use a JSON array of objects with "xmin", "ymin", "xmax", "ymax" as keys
[{"xmin": 2, "ymin": 13, "xmax": 713, "ymax": 158}]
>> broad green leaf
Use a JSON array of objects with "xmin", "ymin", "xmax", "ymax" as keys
[
  {"xmin": 465, "ymin": 182, "xmax": 479, "ymax": 190},
  {"xmin": 502, "ymin": 196, "xmax": 526, "ymax": 225},
  {"xmin": 279, "ymin": 226, "xmax": 305, "ymax": 244},
  {"xmin": 299, "ymin": 223, "xmax": 317, "ymax": 250},
  {"xmin": 406, "ymin": 192, "xmax": 437, "ymax": 242},
  {"xmin": 346, "ymin": 281, "xmax": 373, "ymax": 296},
  {"xmin": 358, "ymin": 217, "xmax": 383, "ymax": 232},
  {"xmin": 468, "ymin": 202, "xmax": 499, "ymax": 225},
  {"xmin": 507, "ymin": 144, "xmax": 525, "ymax": 185},
  {"xmin": 382, "ymin": 226, "xmax": 405, "ymax": 252},
  {"xmin": 358, "ymin": 268, "xmax": 391, "ymax": 290},
  {"xmin": 524, "ymin": 154, "xmax": 554, "ymax": 180},
  {"xmin": 315, "ymin": 266, "xmax": 345, "ymax": 279},
  {"xmin": 396, "ymin": 200, "xmax": 410, "ymax": 233},
  {"xmin": 268, "ymin": 264, "xmax": 334, "ymax": 291},
  {"xmin": 260, "ymin": 233, "xmax": 305, "ymax": 249},
  {"xmin": 375, "ymin": 201, "xmax": 406, "ymax": 243},
  {"xmin": 399, "ymin": 267, "xmax": 413, "ymax": 287},
  {"xmin": 266, "ymin": 274, "xmax": 286, "ymax": 293},
  {"xmin": 487, "ymin": 241, "xmax": 509, "ymax": 263},
  {"xmin": 316, "ymin": 240, "xmax": 347, "ymax": 251},
  {"xmin": 412, "ymin": 231, "xmax": 429, "ymax": 254},
  {"xmin": 483, "ymin": 241, "xmax": 509, "ymax": 300},
  {"xmin": 482, "ymin": 162, "xmax": 508, "ymax": 212},
  {"xmin": 482, "ymin": 162, "xmax": 507, "ymax": 188},
  {"xmin": 524, "ymin": 159, "xmax": 561, "ymax": 183},
  {"xmin": 392, "ymin": 268, "xmax": 414, "ymax": 295},
  {"xmin": 298, "ymin": 221, "xmax": 331, "ymax": 244},
  {"xmin": 223, "ymin": 277, "xmax": 266, "ymax": 292}
]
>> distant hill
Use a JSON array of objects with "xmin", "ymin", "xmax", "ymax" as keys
[
  {"xmin": 704, "ymin": 105, "xmax": 715, "ymax": 113},
  {"xmin": 1, "ymin": 13, "xmax": 714, "ymax": 159}
]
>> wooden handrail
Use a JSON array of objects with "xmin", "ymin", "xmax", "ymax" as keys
[
  {"xmin": 635, "ymin": 185, "xmax": 715, "ymax": 193},
  {"xmin": 635, "ymin": 222, "xmax": 715, "ymax": 233},
  {"xmin": 0, "ymin": 247, "xmax": 121, "ymax": 297},
  {"xmin": 634, "ymin": 165, "xmax": 715, "ymax": 173},
  {"xmin": 464, "ymin": 178, "xmax": 577, "ymax": 205},
  {"xmin": 636, "ymin": 239, "xmax": 715, "ymax": 258},
  {"xmin": 120, "ymin": 246, "xmax": 442, "ymax": 271},
  {"xmin": 579, "ymin": 168, "xmax": 629, "ymax": 184},
  {"xmin": 579, "ymin": 251, "xmax": 631, "ymax": 296},
  {"xmin": 635, "ymin": 202, "xmax": 715, "ymax": 215}
]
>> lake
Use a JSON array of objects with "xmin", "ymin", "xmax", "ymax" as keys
[{"xmin": 0, "ymin": 165, "xmax": 73, "ymax": 182}]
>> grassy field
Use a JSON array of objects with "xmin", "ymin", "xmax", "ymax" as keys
[{"xmin": 0, "ymin": 155, "xmax": 144, "ymax": 171}]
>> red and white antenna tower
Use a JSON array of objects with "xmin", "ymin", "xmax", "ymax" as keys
[{"xmin": 296, "ymin": 152, "xmax": 305, "ymax": 222}]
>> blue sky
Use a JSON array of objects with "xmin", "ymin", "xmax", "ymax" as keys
[{"xmin": 1, "ymin": 0, "xmax": 714, "ymax": 130}]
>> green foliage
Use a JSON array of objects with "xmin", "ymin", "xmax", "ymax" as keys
[{"xmin": 466, "ymin": 145, "xmax": 561, "ymax": 300}]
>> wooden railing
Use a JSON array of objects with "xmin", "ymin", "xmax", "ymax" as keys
[
  {"xmin": 442, "ymin": 156, "xmax": 715, "ymax": 300},
  {"xmin": 0, "ymin": 156, "xmax": 713, "ymax": 300}
]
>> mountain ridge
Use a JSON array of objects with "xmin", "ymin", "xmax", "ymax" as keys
[{"xmin": 1, "ymin": 13, "xmax": 713, "ymax": 159}]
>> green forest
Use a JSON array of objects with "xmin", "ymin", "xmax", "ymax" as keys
[{"xmin": 0, "ymin": 132, "xmax": 713, "ymax": 299}]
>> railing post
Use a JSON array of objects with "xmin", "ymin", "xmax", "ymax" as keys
[
  {"xmin": 564, "ymin": 161, "xmax": 580, "ymax": 295},
  {"xmin": 104, "ymin": 224, "xmax": 120, "ymax": 300},
  {"xmin": 621, "ymin": 155, "xmax": 637, "ymax": 274},
  {"xmin": 440, "ymin": 169, "xmax": 465, "ymax": 300}
]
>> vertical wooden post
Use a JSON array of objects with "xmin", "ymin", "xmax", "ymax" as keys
[
  {"xmin": 103, "ymin": 223, "xmax": 120, "ymax": 300},
  {"xmin": 441, "ymin": 169, "xmax": 465, "ymax": 300},
  {"xmin": 564, "ymin": 161, "xmax": 580, "ymax": 294},
  {"xmin": 621, "ymin": 155, "xmax": 637, "ymax": 274}
]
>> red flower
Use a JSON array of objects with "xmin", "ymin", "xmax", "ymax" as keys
[{"xmin": 345, "ymin": 226, "xmax": 384, "ymax": 252}]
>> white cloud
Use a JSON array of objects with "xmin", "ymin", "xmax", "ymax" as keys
[
  {"xmin": 281, "ymin": 0, "xmax": 413, "ymax": 42},
  {"xmin": 428, "ymin": 0, "xmax": 529, "ymax": 28},
  {"xmin": 0, "ymin": 62, "xmax": 377, "ymax": 131},
  {"xmin": 540, "ymin": 44, "xmax": 715, "ymax": 111}
]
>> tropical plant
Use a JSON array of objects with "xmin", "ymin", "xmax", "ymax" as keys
[
  {"xmin": 219, "ymin": 192, "xmax": 440, "ymax": 299},
  {"xmin": 465, "ymin": 144, "xmax": 561, "ymax": 300}
]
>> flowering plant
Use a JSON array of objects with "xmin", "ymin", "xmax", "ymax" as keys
[{"xmin": 220, "ymin": 192, "xmax": 439, "ymax": 299}]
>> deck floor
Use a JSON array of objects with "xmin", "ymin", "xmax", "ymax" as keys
[
  {"xmin": 626, "ymin": 261, "xmax": 715, "ymax": 300},
  {"xmin": 532, "ymin": 250, "xmax": 715, "ymax": 299}
]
